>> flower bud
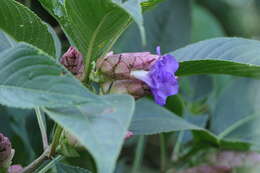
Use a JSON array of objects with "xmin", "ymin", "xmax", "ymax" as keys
[
  {"xmin": 0, "ymin": 133, "xmax": 12, "ymax": 167},
  {"xmin": 60, "ymin": 46, "xmax": 85, "ymax": 80},
  {"xmin": 8, "ymin": 165, "xmax": 23, "ymax": 173},
  {"xmin": 101, "ymin": 80, "xmax": 150, "ymax": 98},
  {"xmin": 125, "ymin": 131, "xmax": 133, "ymax": 140},
  {"xmin": 96, "ymin": 52, "xmax": 159, "ymax": 80}
]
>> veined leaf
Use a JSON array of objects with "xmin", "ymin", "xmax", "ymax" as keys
[
  {"xmin": 130, "ymin": 98, "xmax": 203, "ymax": 134},
  {"xmin": 191, "ymin": 3, "xmax": 225, "ymax": 42},
  {"xmin": 0, "ymin": 31, "xmax": 17, "ymax": 52},
  {"xmin": 130, "ymin": 98, "xmax": 254, "ymax": 150},
  {"xmin": 211, "ymin": 78, "xmax": 260, "ymax": 149},
  {"xmin": 44, "ymin": 95, "xmax": 135, "ymax": 173},
  {"xmin": 39, "ymin": 0, "xmax": 162, "ymax": 77},
  {"xmin": 0, "ymin": 33, "xmax": 136, "ymax": 172},
  {"xmin": 172, "ymin": 38, "xmax": 260, "ymax": 78},
  {"xmin": 0, "ymin": 0, "xmax": 56, "ymax": 56},
  {"xmin": 0, "ymin": 41, "xmax": 97, "ymax": 108}
]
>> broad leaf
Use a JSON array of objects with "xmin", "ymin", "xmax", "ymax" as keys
[
  {"xmin": 191, "ymin": 3, "xmax": 225, "ymax": 42},
  {"xmin": 115, "ymin": 0, "xmax": 192, "ymax": 53},
  {"xmin": 44, "ymin": 95, "xmax": 135, "ymax": 173},
  {"xmin": 0, "ymin": 31, "xmax": 17, "ymax": 52},
  {"xmin": 180, "ymin": 75, "xmax": 214, "ymax": 102},
  {"xmin": 39, "ymin": 0, "xmax": 162, "ymax": 74},
  {"xmin": 211, "ymin": 78, "xmax": 260, "ymax": 149},
  {"xmin": 130, "ymin": 98, "xmax": 253, "ymax": 149},
  {"xmin": 172, "ymin": 38, "xmax": 260, "ymax": 78},
  {"xmin": 0, "ymin": 0, "xmax": 56, "ymax": 56},
  {"xmin": 0, "ymin": 41, "xmax": 97, "ymax": 108},
  {"xmin": 129, "ymin": 98, "xmax": 203, "ymax": 135}
]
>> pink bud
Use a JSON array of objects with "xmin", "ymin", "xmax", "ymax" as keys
[
  {"xmin": 96, "ymin": 52, "xmax": 159, "ymax": 80},
  {"xmin": 125, "ymin": 131, "xmax": 133, "ymax": 140},
  {"xmin": 8, "ymin": 165, "xmax": 23, "ymax": 173},
  {"xmin": 0, "ymin": 133, "xmax": 12, "ymax": 167},
  {"xmin": 101, "ymin": 80, "xmax": 150, "ymax": 98},
  {"xmin": 60, "ymin": 46, "xmax": 85, "ymax": 80}
]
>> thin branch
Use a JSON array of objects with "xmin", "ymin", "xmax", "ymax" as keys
[
  {"xmin": 38, "ymin": 155, "xmax": 63, "ymax": 173},
  {"xmin": 160, "ymin": 134, "xmax": 167, "ymax": 173},
  {"xmin": 49, "ymin": 125, "xmax": 63, "ymax": 157},
  {"xmin": 22, "ymin": 148, "xmax": 50, "ymax": 173},
  {"xmin": 35, "ymin": 107, "xmax": 49, "ymax": 150}
]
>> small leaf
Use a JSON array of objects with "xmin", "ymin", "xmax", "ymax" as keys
[
  {"xmin": 0, "ymin": 0, "xmax": 56, "ymax": 56},
  {"xmin": 44, "ymin": 95, "xmax": 135, "ymax": 173},
  {"xmin": 172, "ymin": 38, "xmax": 260, "ymax": 78}
]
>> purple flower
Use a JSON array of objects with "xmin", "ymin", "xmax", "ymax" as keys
[{"xmin": 131, "ymin": 47, "xmax": 179, "ymax": 105}]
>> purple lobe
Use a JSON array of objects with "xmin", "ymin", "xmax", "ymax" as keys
[{"xmin": 136, "ymin": 47, "xmax": 179, "ymax": 105}]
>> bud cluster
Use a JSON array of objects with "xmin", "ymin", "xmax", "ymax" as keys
[
  {"xmin": 96, "ymin": 52, "xmax": 159, "ymax": 98},
  {"xmin": 96, "ymin": 52, "xmax": 158, "ymax": 80}
]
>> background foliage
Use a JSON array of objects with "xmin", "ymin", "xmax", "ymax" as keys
[{"xmin": 2, "ymin": 0, "xmax": 260, "ymax": 173}]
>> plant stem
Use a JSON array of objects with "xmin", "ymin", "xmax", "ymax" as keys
[
  {"xmin": 172, "ymin": 131, "xmax": 184, "ymax": 161},
  {"xmin": 38, "ymin": 155, "xmax": 63, "ymax": 173},
  {"xmin": 49, "ymin": 125, "xmax": 63, "ymax": 157},
  {"xmin": 160, "ymin": 134, "xmax": 166, "ymax": 173},
  {"xmin": 35, "ymin": 107, "xmax": 49, "ymax": 150},
  {"xmin": 131, "ymin": 136, "xmax": 145, "ymax": 173},
  {"xmin": 22, "ymin": 148, "xmax": 50, "ymax": 173}
]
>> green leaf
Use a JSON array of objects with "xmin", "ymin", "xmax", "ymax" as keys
[
  {"xmin": 0, "ymin": 40, "xmax": 97, "ymax": 108},
  {"xmin": 49, "ymin": 162, "xmax": 91, "ymax": 173},
  {"xmin": 130, "ymin": 98, "xmax": 252, "ymax": 149},
  {"xmin": 39, "ymin": 0, "xmax": 162, "ymax": 77},
  {"xmin": 180, "ymin": 75, "xmax": 214, "ymax": 102},
  {"xmin": 210, "ymin": 78, "xmax": 260, "ymax": 149},
  {"xmin": 43, "ymin": 95, "xmax": 135, "ymax": 173},
  {"xmin": 47, "ymin": 24, "xmax": 62, "ymax": 59},
  {"xmin": 112, "ymin": 0, "xmax": 145, "ymax": 44},
  {"xmin": 129, "ymin": 98, "xmax": 203, "ymax": 135},
  {"xmin": 191, "ymin": 3, "xmax": 225, "ymax": 42},
  {"xmin": 0, "ymin": 0, "xmax": 56, "ymax": 56},
  {"xmin": 0, "ymin": 31, "xmax": 17, "ymax": 52},
  {"xmin": 172, "ymin": 38, "xmax": 260, "ymax": 78},
  {"xmin": 114, "ymin": 0, "xmax": 192, "ymax": 52}
]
